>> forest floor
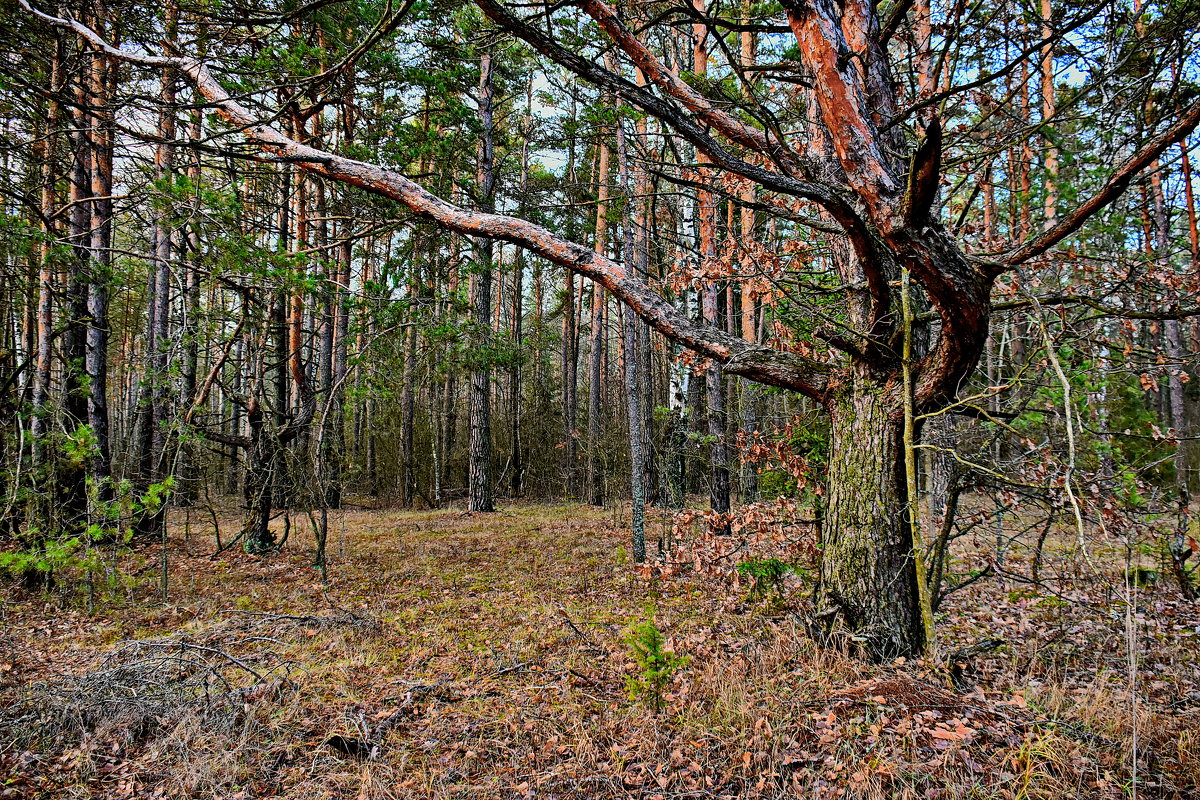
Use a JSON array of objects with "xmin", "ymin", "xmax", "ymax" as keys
[{"xmin": 1, "ymin": 501, "xmax": 1198, "ymax": 799}]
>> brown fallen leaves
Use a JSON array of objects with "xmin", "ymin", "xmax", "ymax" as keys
[{"xmin": 0, "ymin": 500, "xmax": 1196, "ymax": 798}]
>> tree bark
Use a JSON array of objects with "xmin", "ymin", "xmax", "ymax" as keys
[
  {"xmin": 177, "ymin": 98, "xmax": 203, "ymax": 506},
  {"xmin": 469, "ymin": 52, "xmax": 496, "ymax": 512},
  {"xmin": 613, "ymin": 86, "xmax": 646, "ymax": 561},
  {"xmin": 822, "ymin": 382, "xmax": 923, "ymax": 658},
  {"xmin": 138, "ymin": 3, "xmax": 177, "ymax": 532},
  {"xmin": 85, "ymin": 24, "xmax": 114, "ymax": 507},
  {"xmin": 1149, "ymin": 159, "xmax": 1193, "ymax": 520},
  {"xmin": 511, "ymin": 85, "xmax": 531, "ymax": 498},
  {"xmin": 693, "ymin": 3, "xmax": 731, "ymax": 529},
  {"xmin": 1041, "ymin": 0, "xmax": 1058, "ymax": 229},
  {"xmin": 401, "ymin": 306, "xmax": 418, "ymax": 506},
  {"xmin": 30, "ymin": 41, "xmax": 62, "ymax": 476},
  {"xmin": 737, "ymin": 12, "xmax": 759, "ymax": 503},
  {"xmin": 587, "ymin": 140, "xmax": 611, "ymax": 506}
]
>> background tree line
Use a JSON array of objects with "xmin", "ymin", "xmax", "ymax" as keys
[{"xmin": 0, "ymin": 0, "xmax": 1197, "ymax": 655}]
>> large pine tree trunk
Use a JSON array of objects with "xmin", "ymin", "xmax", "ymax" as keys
[{"xmin": 821, "ymin": 381, "xmax": 924, "ymax": 660}]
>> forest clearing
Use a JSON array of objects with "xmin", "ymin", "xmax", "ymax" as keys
[
  {"xmin": 1, "ymin": 502, "xmax": 1197, "ymax": 798},
  {"xmin": 2, "ymin": 0, "xmax": 1200, "ymax": 796}
]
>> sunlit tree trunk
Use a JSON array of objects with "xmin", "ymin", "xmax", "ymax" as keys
[{"xmin": 1041, "ymin": 0, "xmax": 1058, "ymax": 231}]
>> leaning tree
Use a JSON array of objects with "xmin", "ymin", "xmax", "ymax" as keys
[{"xmin": 20, "ymin": 0, "xmax": 1200, "ymax": 659}]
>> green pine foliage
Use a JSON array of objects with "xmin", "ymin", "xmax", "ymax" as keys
[{"xmin": 625, "ymin": 620, "xmax": 687, "ymax": 713}]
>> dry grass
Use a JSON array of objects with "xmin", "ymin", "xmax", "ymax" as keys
[{"xmin": 1, "ymin": 500, "xmax": 1197, "ymax": 798}]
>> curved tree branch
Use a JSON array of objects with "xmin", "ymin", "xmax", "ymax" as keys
[
  {"xmin": 472, "ymin": 0, "xmax": 853, "ymax": 217},
  {"xmin": 576, "ymin": 0, "xmax": 810, "ymax": 176},
  {"xmin": 17, "ymin": 0, "xmax": 831, "ymax": 399},
  {"xmin": 1000, "ymin": 95, "xmax": 1200, "ymax": 268}
]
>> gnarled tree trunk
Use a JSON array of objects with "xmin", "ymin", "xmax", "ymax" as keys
[{"xmin": 822, "ymin": 380, "xmax": 923, "ymax": 658}]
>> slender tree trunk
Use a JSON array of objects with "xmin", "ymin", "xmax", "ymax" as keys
[
  {"xmin": 138, "ymin": 5, "xmax": 177, "ymax": 532},
  {"xmin": 329, "ymin": 232, "xmax": 350, "ymax": 509},
  {"xmin": 287, "ymin": 111, "xmax": 310, "ymax": 493},
  {"xmin": 177, "ymin": 99, "xmax": 203, "ymax": 505},
  {"xmin": 562, "ymin": 271, "xmax": 578, "ymax": 495},
  {"xmin": 586, "ymin": 140, "xmax": 611, "ymax": 506},
  {"xmin": 401, "ymin": 305, "xmax": 417, "ymax": 506},
  {"xmin": 622, "ymin": 302, "xmax": 646, "ymax": 561},
  {"xmin": 510, "ymin": 86, "xmax": 531, "ymax": 498},
  {"xmin": 630, "ymin": 63, "xmax": 658, "ymax": 506},
  {"xmin": 441, "ymin": 369, "xmax": 456, "ymax": 497},
  {"xmin": 613, "ymin": 87, "xmax": 646, "ymax": 560},
  {"xmin": 228, "ymin": 338, "xmax": 243, "ymax": 495},
  {"xmin": 1179, "ymin": 134, "xmax": 1199, "ymax": 495},
  {"xmin": 924, "ymin": 412, "xmax": 956, "ymax": 539},
  {"xmin": 1181, "ymin": 135, "xmax": 1199, "ymax": 267},
  {"xmin": 269, "ymin": 158, "xmax": 291, "ymax": 510},
  {"xmin": 468, "ymin": 52, "xmax": 496, "ymax": 512},
  {"xmin": 31, "ymin": 38, "xmax": 62, "ymax": 469},
  {"xmin": 693, "ymin": 7, "xmax": 730, "ymax": 528},
  {"xmin": 1148, "ymin": 158, "xmax": 1193, "ymax": 520},
  {"xmin": 85, "ymin": 27, "xmax": 114, "ymax": 507},
  {"xmin": 510, "ymin": 252, "xmax": 524, "ymax": 498},
  {"xmin": 561, "ymin": 91, "xmax": 580, "ymax": 497},
  {"xmin": 243, "ymin": 387, "xmax": 276, "ymax": 553},
  {"xmin": 1041, "ymin": 0, "xmax": 1058, "ymax": 232},
  {"xmin": 738, "ymin": 20, "xmax": 759, "ymax": 501}
]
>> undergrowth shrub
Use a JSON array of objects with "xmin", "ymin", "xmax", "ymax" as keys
[
  {"xmin": 625, "ymin": 620, "xmax": 687, "ymax": 713},
  {"xmin": 737, "ymin": 557, "xmax": 794, "ymax": 607}
]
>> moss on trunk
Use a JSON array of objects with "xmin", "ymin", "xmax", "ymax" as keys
[{"xmin": 821, "ymin": 378, "xmax": 924, "ymax": 660}]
